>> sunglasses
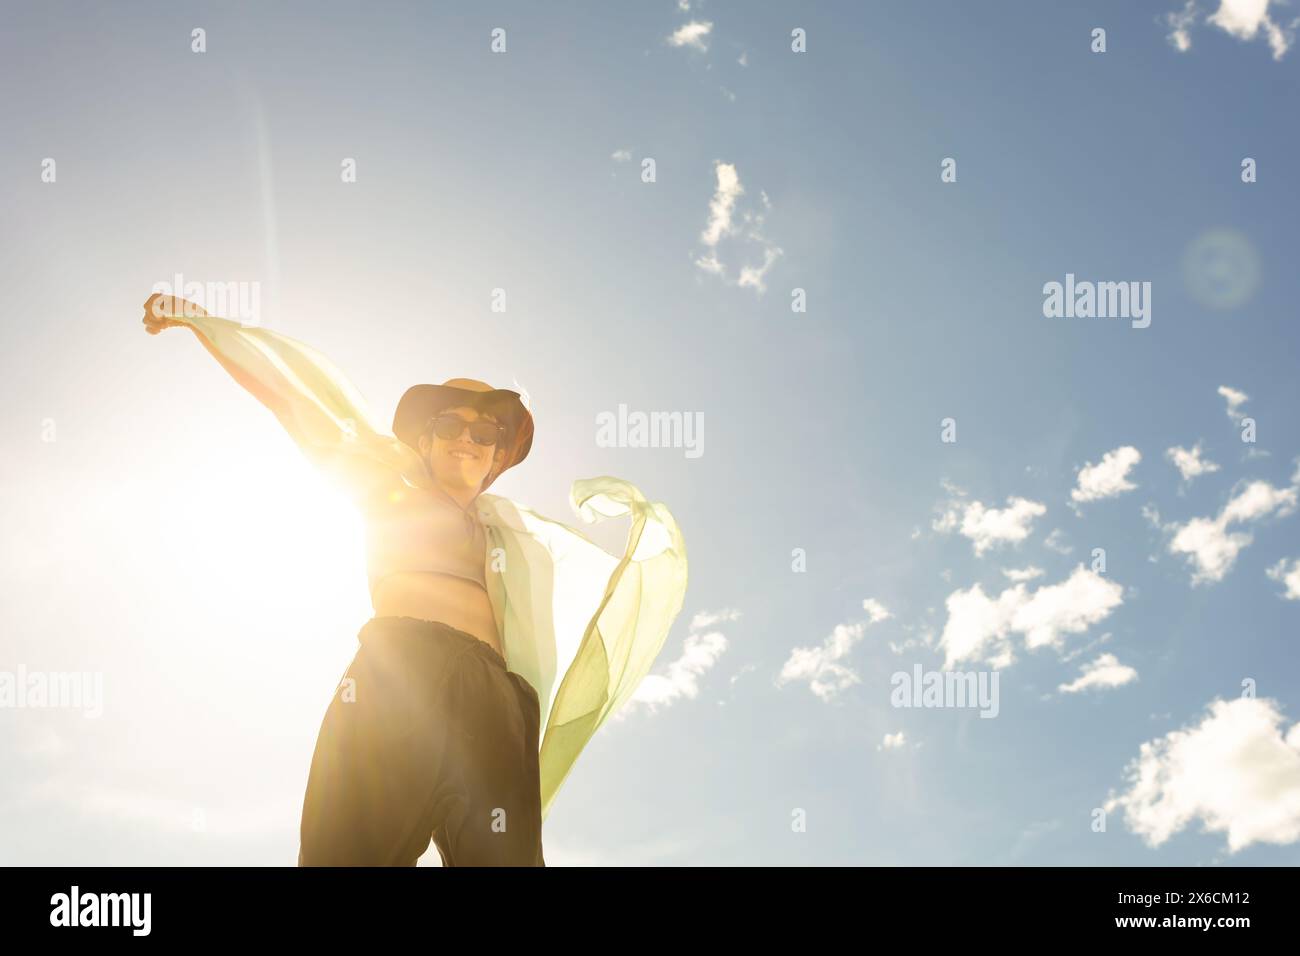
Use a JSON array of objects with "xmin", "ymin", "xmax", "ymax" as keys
[{"xmin": 426, "ymin": 413, "xmax": 505, "ymax": 447}]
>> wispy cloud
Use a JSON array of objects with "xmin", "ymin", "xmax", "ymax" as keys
[
  {"xmin": 878, "ymin": 731, "xmax": 907, "ymax": 751},
  {"xmin": 888, "ymin": 622, "xmax": 935, "ymax": 656},
  {"xmin": 1058, "ymin": 652, "xmax": 1139, "ymax": 694},
  {"xmin": 626, "ymin": 608, "xmax": 734, "ymax": 714},
  {"xmin": 693, "ymin": 161, "xmax": 783, "ymax": 294},
  {"xmin": 737, "ymin": 246, "xmax": 780, "ymax": 290},
  {"xmin": 1003, "ymin": 566, "xmax": 1045, "ymax": 583},
  {"xmin": 776, "ymin": 621, "xmax": 866, "ymax": 701},
  {"xmin": 777, "ymin": 599, "xmax": 892, "ymax": 702},
  {"xmin": 691, "ymin": 607, "xmax": 741, "ymax": 629},
  {"xmin": 1044, "ymin": 528, "xmax": 1073, "ymax": 555},
  {"xmin": 1165, "ymin": 0, "xmax": 1199, "ymax": 51}
]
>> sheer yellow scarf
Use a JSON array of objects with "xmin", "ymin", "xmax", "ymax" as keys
[{"xmin": 169, "ymin": 312, "xmax": 688, "ymax": 821}]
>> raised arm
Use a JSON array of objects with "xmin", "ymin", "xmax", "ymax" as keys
[{"xmin": 141, "ymin": 292, "xmax": 426, "ymax": 507}]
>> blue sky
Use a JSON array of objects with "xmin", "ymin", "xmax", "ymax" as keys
[{"xmin": 2, "ymin": 0, "xmax": 1299, "ymax": 865}]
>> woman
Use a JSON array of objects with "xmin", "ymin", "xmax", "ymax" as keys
[{"xmin": 141, "ymin": 292, "xmax": 688, "ymax": 866}]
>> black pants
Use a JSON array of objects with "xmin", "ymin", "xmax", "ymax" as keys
[{"xmin": 298, "ymin": 616, "xmax": 546, "ymax": 866}]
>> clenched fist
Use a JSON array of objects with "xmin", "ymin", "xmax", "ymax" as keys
[{"xmin": 142, "ymin": 292, "xmax": 208, "ymax": 335}]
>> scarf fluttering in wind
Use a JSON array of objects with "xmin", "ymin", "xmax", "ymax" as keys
[{"xmin": 170, "ymin": 311, "xmax": 688, "ymax": 821}]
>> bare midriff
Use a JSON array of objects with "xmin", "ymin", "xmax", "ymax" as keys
[{"xmin": 372, "ymin": 571, "xmax": 502, "ymax": 658}]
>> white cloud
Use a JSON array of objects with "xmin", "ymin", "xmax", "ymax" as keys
[
  {"xmin": 691, "ymin": 607, "xmax": 741, "ymax": 629},
  {"xmin": 878, "ymin": 731, "xmax": 906, "ymax": 751},
  {"xmin": 1164, "ymin": 2, "xmax": 1298, "ymax": 60},
  {"xmin": 1167, "ymin": 517, "xmax": 1252, "ymax": 583},
  {"xmin": 777, "ymin": 603, "xmax": 894, "ymax": 701},
  {"xmin": 728, "ymin": 662, "xmax": 758, "ymax": 686},
  {"xmin": 667, "ymin": 20, "xmax": 712, "ymax": 52},
  {"xmin": 1104, "ymin": 696, "xmax": 1300, "ymax": 852},
  {"xmin": 1071, "ymin": 446, "xmax": 1141, "ymax": 505},
  {"xmin": 1218, "ymin": 384, "xmax": 1249, "ymax": 422},
  {"xmin": 1267, "ymin": 558, "xmax": 1300, "ymax": 600},
  {"xmin": 1058, "ymin": 653, "xmax": 1139, "ymax": 693},
  {"xmin": 939, "ymin": 566, "xmax": 1124, "ymax": 669},
  {"xmin": 1166, "ymin": 0, "xmax": 1199, "ymax": 50},
  {"xmin": 736, "ymin": 245, "xmax": 782, "ymax": 292},
  {"xmin": 776, "ymin": 621, "xmax": 866, "ymax": 701},
  {"xmin": 1208, "ymin": 0, "xmax": 1297, "ymax": 59},
  {"xmin": 888, "ymin": 624, "xmax": 935, "ymax": 656},
  {"xmin": 738, "ymin": 51, "xmax": 749, "ymax": 66},
  {"xmin": 1003, "ymin": 566, "xmax": 1045, "ymax": 583},
  {"xmin": 932, "ymin": 485, "xmax": 1047, "ymax": 556},
  {"xmin": 699, "ymin": 161, "xmax": 742, "ymax": 247},
  {"xmin": 1222, "ymin": 479, "xmax": 1296, "ymax": 522},
  {"xmin": 627, "ymin": 610, "xmax": 733, "ymax": 714},
  {"xmin": 1013, "ymin": 566, "xmax": 1126, "ymax": 652},
  {"xmin": 694, "ymin": 250, "xmax": 724, "ymax": 275},
  {"xmin": 938, "ymin": 584, "xmax": 1023, "ymax": 670},
  {"xmin": 1061, "ymin": 629, "xmax": 1114, "ymax": 664},
  {"xmin": 862, "ymin": 598, "xmax": 893, "ymax": 623},
  {"xmin": 1044, "ymin": 528, "xmax": 1073, "ymax": 555},
  {"xmin": 610, "ymin": 148, "xmax": 632, "ymax": 162},
  {"xmin": 694, "ymin": 161, "xmax": 782, "ymax": 294},
  {"xmin": 630, "ymin": 630, "xmax": 727, "ymax": 711},
  {"xmin": 1166, "ymin": 442, "xmax": 1220, "ymax": 482},
  {"xmin": 1159, "ymin": 479, "xmax": 1298, "ymax": 584}
]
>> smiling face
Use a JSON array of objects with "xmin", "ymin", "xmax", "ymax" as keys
[{"xmin": 417, "ymin": 404, "xmax": 506, "ymax": 499}]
